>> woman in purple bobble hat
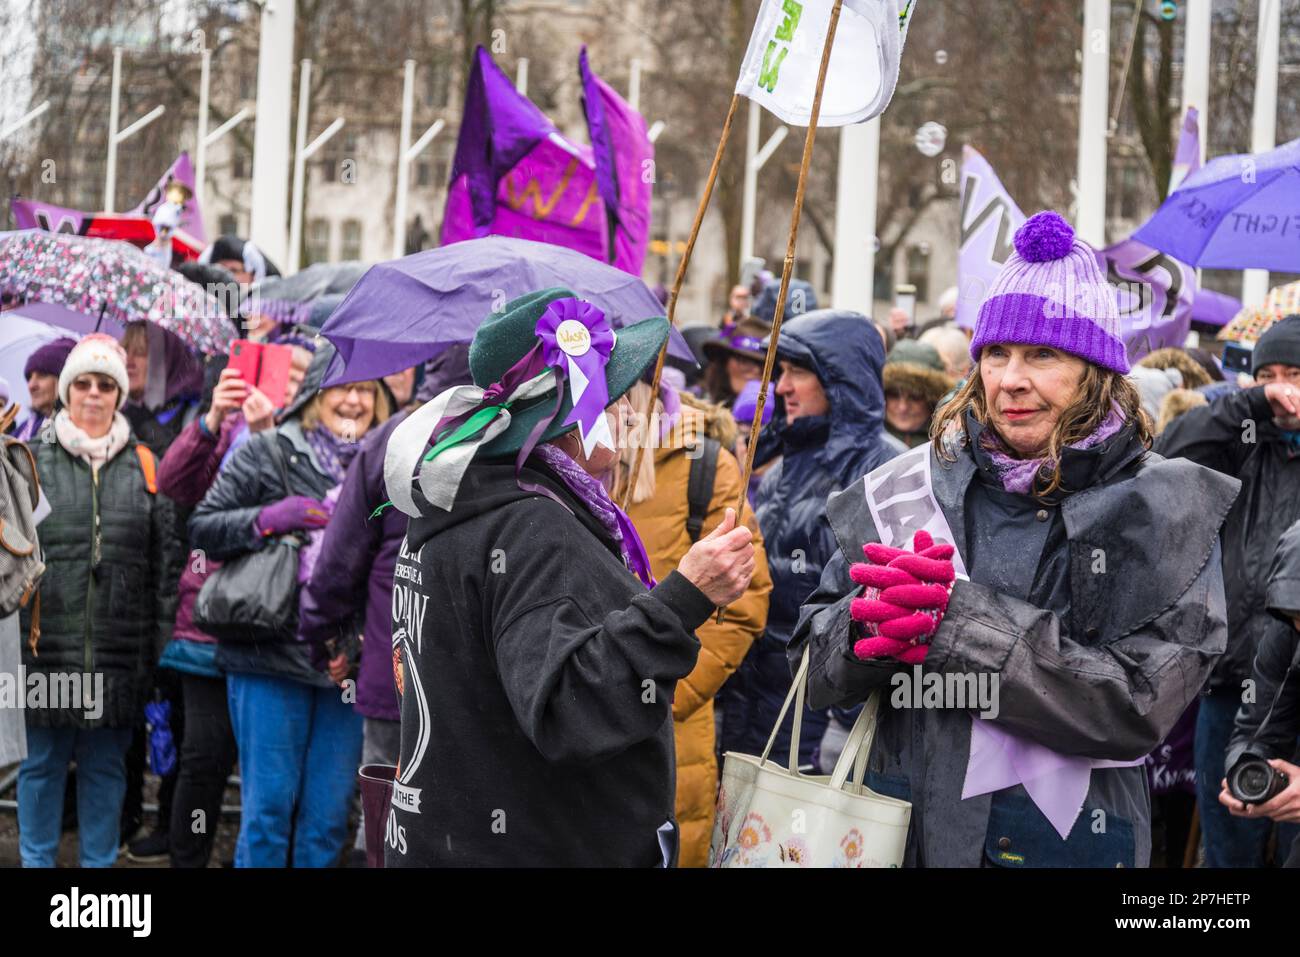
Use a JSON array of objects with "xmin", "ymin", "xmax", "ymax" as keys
[{"xmin": 787, "ymin": 211, "xmax": 1250, "ymax": 867}]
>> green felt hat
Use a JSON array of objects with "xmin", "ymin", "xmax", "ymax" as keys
[{"xmin": 470, "ymin": 287, "xmax": 669, "ymax": 459}]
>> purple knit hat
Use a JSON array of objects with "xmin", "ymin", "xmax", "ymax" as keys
[
  {"xmin": 969, "ymin": 211, "xmax": 1128, "ymax": 373},
  {"xmin": 23, "ymin": 337, "xmax": 78, "ymax": 380}
]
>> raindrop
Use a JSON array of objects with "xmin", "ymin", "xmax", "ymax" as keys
[{"xmin": 934, "ymin": 49, "xmax": 948, "ymax": 65}]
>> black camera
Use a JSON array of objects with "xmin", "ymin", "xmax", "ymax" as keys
[
  {"xmin": 1227, "ymin": 755, "xmax": 1289, "ymax": 804},
  {"xmin": 1221, "ymin": 341, "xmax": 1254, "ymax": 374}
]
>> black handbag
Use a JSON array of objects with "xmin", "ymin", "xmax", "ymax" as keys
[{"xmin": 194, "ymin": 432, "xmax": 305, "ymax": 644}]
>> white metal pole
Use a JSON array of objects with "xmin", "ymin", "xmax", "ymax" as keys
[
  {"xmin": 196, "ymin": 47, "xmax": 210, "ymax": 213},
  {"xmin": 832, "ymin": 118, "xmax": 880, "ymax": 315},
  {"xmin": 205, "ymin": 109, "xmax": 249, "ymax": 147},
  {"xmin": 116, "ymin": 105, "xmax": 165, "ymax": 141},
  {"xmin": 407, "ymin": 119, "xmax": 444, "ymax": 160},
  {"xmin": 647, "ymin": 120, "xmax": 666, "ymax": 143},
  {"xmin": 741, "ymin": 106, "xmax": 788, "ymax": 265},
  {"xmin": 0, "ymin": 100, "xmax": 50, "ymax": 142},
  {"xmin": 105, "ymin": 47, "xmax": 123, "ymax": 212},
  {"xmin": 249, "ymin": 0, "xmax": 296, "ymax": 271},
  {"xmin": 288, "ymin": 59, "xmax": 312, "ymax": 275},
  {"xmin": 1244, "ymin": 0, "xmax": 1280, "ymax": 306},
  {"xmin": 393, "ymin": 59, "xmax": 416, "ymax": 260},
  {"xmin": 515, "ymin": 58, "xmax": 529, "ymax": 95},
  {"xmin": 1077, "ymin": 0, "xmax": 1110, "ymax": 247},
  {"xmin": 1181, "ymin": 0, "xmax": 1210, "ymax": 166},
  {"xmin": 628, "ymin": 59, "xmax": 642, "ymax": 112}
]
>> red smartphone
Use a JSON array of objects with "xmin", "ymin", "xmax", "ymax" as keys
[
  {"xmin": 228, "ymin": 340, "xmax": 262, "ymax": 386},
  {"xmin": 256, "ymin": 343, "xmax": 293, "ymax": 409}
]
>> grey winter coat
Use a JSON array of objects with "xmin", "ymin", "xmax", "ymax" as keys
[
  {"xmin": 790, "ymin": 414, "xmax": 1239, "ymax": 867},
  {"xmin": 187, "ymin": 419, "xmax": 335, "ymax": 688}
]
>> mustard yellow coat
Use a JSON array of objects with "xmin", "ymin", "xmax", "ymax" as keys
[{"xmin": 627, "ymin": 404, "xmax": 772, "ymax": 867}]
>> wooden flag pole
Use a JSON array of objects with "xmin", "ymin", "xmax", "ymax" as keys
[
  {"xmin": 715, "ymin": 0, "xmax": 845, "ymax": 623},
  {"xmin": 619, "ymin": 92, "xmax": 742, "ymax": 511}
]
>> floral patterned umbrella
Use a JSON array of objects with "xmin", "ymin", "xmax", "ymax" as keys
[
  {"xmin": 1218, "ymin": 281, "xmax": 1300, "ymax": 344},
  {"xmin": 0, "ymin": 230, "xmax": 232, "ymax": 355}
]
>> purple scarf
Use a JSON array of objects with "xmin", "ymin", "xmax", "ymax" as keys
[
  {"xmin": 534, "ymin": 442, "xmax": 656, "ymax": 590},
  {"xmin": 305, "ymin": 424, "xmax": 363, "ymax": 485},
  {"xmin": 978, "ymin": 406, "xmax": 1126, "ymax": 495}
]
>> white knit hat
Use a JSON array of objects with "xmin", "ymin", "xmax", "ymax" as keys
[{"xmin": 58, "ymin": 333, "xmax": 130, "ymax": 409}]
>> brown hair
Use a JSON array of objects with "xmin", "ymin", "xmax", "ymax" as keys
[
  {"xmin": 300, "ymin": 380, "xmax": 391, "ymax": 435},
  {"xmin": 930, "ymin": 359, "xmax": 1153, "ymax": 498}
]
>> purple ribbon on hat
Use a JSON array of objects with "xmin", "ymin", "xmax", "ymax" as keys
[
  {"xmin": 718, "ymin": 322, "xmax": 764, "ymax": 354},
  {"xmin": 535, "ymin": 297, "xmax": 615, "ymax": 455}
]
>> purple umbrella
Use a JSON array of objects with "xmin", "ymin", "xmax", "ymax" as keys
[
  {"xmin": 1134, "ymin": 136, "xmax": 1300, "ymax": 272},
  {"xmin": 320, "ymin": 235, "xmax": 693, "ymax": 386}
]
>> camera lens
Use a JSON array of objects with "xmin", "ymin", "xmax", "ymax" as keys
[
  {"xmin": 1229, "ymin": 758, "xmax": 1286, "ymax": 804},
  {"xmin": 1238, "ymin": 766, "xmax": 1268, "ymax": 800}
]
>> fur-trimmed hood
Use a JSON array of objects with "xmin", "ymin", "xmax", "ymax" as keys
[{"xmin": 882, "ymin": 361, "xmax": 953, "ymax": 407}]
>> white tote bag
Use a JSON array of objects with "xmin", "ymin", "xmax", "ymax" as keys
[{"xmin": 709, "ymin": 647, "xmax": 911, "ymax": 868}]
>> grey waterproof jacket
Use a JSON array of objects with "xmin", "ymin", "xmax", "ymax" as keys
[{"xmin": 790, "ymin": 415, "xmax": 1238, "ymax": 866}]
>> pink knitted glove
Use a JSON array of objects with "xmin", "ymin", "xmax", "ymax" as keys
[{"xmin": 849, "ymin": 531, "xmax": 955, "ymax": 663}]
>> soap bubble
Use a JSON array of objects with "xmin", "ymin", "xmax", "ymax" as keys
[{"xmin": 914, "ymin": 121, "xmax": 948, "ymax": 158}]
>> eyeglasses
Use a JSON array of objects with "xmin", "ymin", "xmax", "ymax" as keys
[{"xmin": 70, "ymin": 377, "xmax": 120, "ymax": 395}]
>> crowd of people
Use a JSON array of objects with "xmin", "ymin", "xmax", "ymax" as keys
[{"xmin": 3, "ymin": 208, "xmax": 1300, "ymax": 869}]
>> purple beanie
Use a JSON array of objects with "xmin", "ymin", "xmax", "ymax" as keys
[
  {"xmin": 969, "ymin": 211, "xmax": 1128, "ymax": 373},
  {"xmin": 24, "ymin": 337, "xmax": 78, "ymax": 380},
  {"xmin": 733, "ymin": 379, "xmax": 773, "ymax": 426}
]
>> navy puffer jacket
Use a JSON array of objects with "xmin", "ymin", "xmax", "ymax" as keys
[{"xmin": 718, "ymin": 310, "xmax": 899, "ymax": 768}]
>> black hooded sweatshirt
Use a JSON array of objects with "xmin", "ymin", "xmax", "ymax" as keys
[{"xmin": 385, "ymin": 456, "xmax": 715, "ymax": 867}]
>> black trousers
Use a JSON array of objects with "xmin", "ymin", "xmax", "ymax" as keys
[{"xmin": 168, "ymin": 672, "xmax": 237, "ymax": 868}]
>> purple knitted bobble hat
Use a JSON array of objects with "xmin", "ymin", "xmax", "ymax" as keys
[{"xmin": 969, "ymin": 210, "xmax": 1128, "ymax": 373}]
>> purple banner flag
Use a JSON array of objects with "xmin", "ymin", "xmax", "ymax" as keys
[
  {"xmin": 1167, "ymin": 106, "xmax": 1201, "ymax": 196},
  {"xmin": 955, "ymin": 146, "xmax": 1025, "ymax": 331},
  {"xmin": 441, "ymin": 47, "xmax": 608, "ymax": 263},
  {"xmin": 131, "ymin": 151, "xmax": 206, "ymax": 245},
  {"xmin": 11, "ymin": 153, "xmax": 205, "ymax": 254},
  {"xmin": 579, "ymin": 47, "xmax": 653, "ymax": 275},
  {"xmin": 11, "ymin": 199, "xmax": 90, "ymax": 234},
  {"xmin": 1097, "ymin": 238, "xmax": 1196, "ymax": 362}
]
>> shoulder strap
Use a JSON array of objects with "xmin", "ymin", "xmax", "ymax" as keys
[
  {"xmin": 685, "ymin": 436, "xmax": 721, "ymax": 543},
  {"xmin": 135, "ymin": 444, "xmax": 158, "ymax": 494},
  {"xmin": 0, "ymin": 402, "xmax": 20, "ymax": 436},
  {"xmin": 260, "ymin": 430, "xmax": 294, "ymax": 497}
]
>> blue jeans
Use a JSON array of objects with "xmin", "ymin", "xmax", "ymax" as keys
[
  {"xmin": 17, "ymin": 726, "xmax": 134, "ymax": 867},
  {"xmin": 1195, "ymin": 690, "xmax": 1300, "ymax": 867},
  {"xmin": 226, "ymin": 672, "xmax": 364, "ymax": 868}
]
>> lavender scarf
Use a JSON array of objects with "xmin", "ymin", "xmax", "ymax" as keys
[
  {"xmin": 534, "ymin": 442, "xmax": 656, "ymax": 590},
  {"xmin": 305, "ymin": 424, "xmax": 363, "ymax": 485},
  {"xmin": 978, "ymin": 406, "xmax": 1126, "ymax": 495}
]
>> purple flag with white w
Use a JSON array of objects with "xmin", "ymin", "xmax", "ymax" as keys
[{"xmin": 958, "ymin": 145, "xmax": 1194, "ymax": 360}]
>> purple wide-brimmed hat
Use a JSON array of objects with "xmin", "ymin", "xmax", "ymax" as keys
[
  {"xmin": 969, "ymin": 211, "xmax": 1128, "ymax": 374},
  {"xmin": 703, "ymin": 317, "xmax": 772, "ymax": 364}
]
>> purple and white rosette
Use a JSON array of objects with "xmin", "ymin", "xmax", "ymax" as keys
[{"xmin": 536, "ymin": 297, "xmax": 616, "ymax": 457}]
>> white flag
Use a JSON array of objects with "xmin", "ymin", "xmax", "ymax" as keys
[{"xmin": 734, "ymin": 0, "xmax": 916, "ymax": 127}]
